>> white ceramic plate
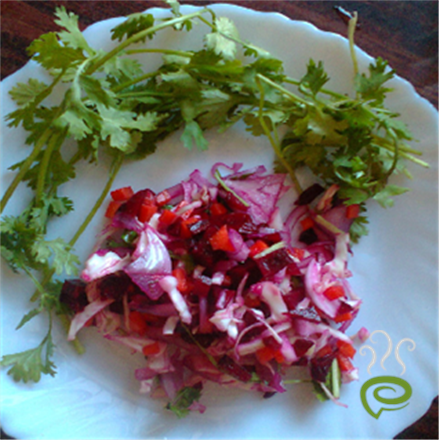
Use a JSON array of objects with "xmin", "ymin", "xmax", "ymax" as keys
[{"xmin": 1, "ymin": 4, "xmax": 438, "ymax": 439}]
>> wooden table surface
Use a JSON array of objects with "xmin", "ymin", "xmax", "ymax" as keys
[{"xmin": 1, "ymin": 1, "xmax": 438, "ymax": 439}]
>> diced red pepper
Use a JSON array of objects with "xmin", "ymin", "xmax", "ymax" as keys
[
  {"xmin": 346, "ymin": 204, "xmax": 360, "ymax": 219},
  {"xmin": 256, "ymin": 345, "xmax": 276, "ymax": 364},
  {"xmin": 209, "ymin": 225, "xmax": 235, "ymax": 252},
  {"xmin": 179, "ymin": 216, "xmax": 200, "ymax": 239},
  {"xmin": 110, "ymin": 186, "xmax": 134, "ymax": 201},
  {"xmin": 314, "ymin": 344, "xmax": 334, "ymax": 358},
  {"xmin": 249, "ymin": 240, "xmax": 269, "ymax": 257},
  {"xmin": 336, "ymin": 339, "xmax": 357, "ymax": 358},
  {"xmin": 129, "ymin": 311, "xmax": 148, "ymax": 336},
  {"xmin": 334, "ymin": 312, "xmax": 353, "ymax": 323},
  {"xmin": 300, "ymin": 216, "xmax": 314, "ymax": 231},
  {"xmin": 105, "ymin": 200, "xmax": 123, "ymax": 218},
  {"xmin": 159, "ymin": 209, "xmax": 177, "ymax": 226},
  {"xmin": 244, "ymin": 294, "xmax": 261, "ymax": 308},
  {"xmin": 172, "ymin": 267, "xmax": 190, "ymax": 293},
  {"xmin": 210, "ymin": 202, "xmax": 228, "ymax": 216},
  {"xmin": 256, "ymin": 345, "xmax": 285, "ymax": 364},
  {"xmin": 178, "ymin": 221, "xmax": 191, "ymax": 239},
  {"xmin": 293, "ymin": 339, "xmax": 314, "ymax": 357},
  {"xmin": 138, "ymin": 203, "xmax": 157, "ymax": 223},
  {"xmin": 141, "ymin": 313, "xmax": 163, "ymax": 324},
  {"xmin": 337, "ymin": 354, "xmax": 354, "ymax": 372},
  {"xmin": 142, "ymin": 341, "xmax": 161, "ymax": 356},
  {"xmin": 323, "ymin": 284, "xmax": 345, "ymax": 300}
]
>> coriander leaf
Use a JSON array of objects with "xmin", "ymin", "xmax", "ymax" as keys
[
  {"xmin": 300, "ymin": 59, "xmax": 329, "ymax": 96},
  {"xmin": 126, "ymin": 132, "xmax": 158, "ymax": 160},
  {"xmin": 80, "ymin": 75, "xmax": 115, "ymax": 107},
  {"xmin": 0, "ymin": 333, "xmax": 56, "ymax": 383},
  {"xmin": 354, "ymin": 57, "xmax": 394, "ymax": 105},
  {"xmin": 1, "ymin": 215, "xmax": 42, "ymax": 272},
  {"xmin": 27, "ymin": 32, "xmax": 85, "ymax": 70},
  {"xmin": 32, "ymin": 237, "xmax": 80, "ymax": 276},
  {"xmin": 8, "ymin": 79, "xmax": 49, "ymax": 107},
  {"xmin": 29, "ymin": 194, "xmax": 74, "ymax": 232},
  {"xmin": 382, "ymin": 117, "xmax": 413, "ymax": 141},
  {"xmin": 164, "ymin": 0, "xmax": 193, "ymax": 31},
  {"xmin": 97, "ymin": 105, "xmax": 137, "ymax": 150},
  {"xmin": 55, "ymin": 103, "xmax": 98, "ymax": 141},
  {"xmin": 126, "ymin": 111, "xmax": 165, "ymax": 132},
  {"xmin": 349, "ymin": 215, "xmax": 369, "ymax": 243},
  {"xmin": 337, "ymin": 187, "xmax": 370, "ymax": 205},
  {"xmin": 165, "ymin": 0, "xmax": 181, "ymax": 16},
  {"xmin": 181, "ymin": 120, "xmax": 208, "ymax": 151},
  {"xmin": 103, "ymin": 56, "xmax": 144, "ymax": 83},
  {"xmin": 111, "ymin": 13, "xmax": 155, "ymax": 42},
  {"xmin": 16, "ymin": 307, "xmax": 42, "ymax": 330},
  {"xmin": 166, "ymin": 385, "xmax": 203, "ymax": 418},
  {"xmin": 372, "ymin": 184, "xmax": 409, "ymax": 208},
  {"xmin": 205, "ymin": 17, "xmax": 239, "ymax": 61},
  {"xmin": 54, "ymin": 7, "xmax": 95, "ymax": 56}
]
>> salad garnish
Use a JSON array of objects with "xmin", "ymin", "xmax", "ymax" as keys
[{"xmin": 0, "ymin": 0, "xmax": 427, "ymax": 408}]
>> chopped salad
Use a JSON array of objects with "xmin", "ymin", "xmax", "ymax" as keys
[{"xmin": 61, "ymin": 163, "xmax": 369, "ymax": 416}]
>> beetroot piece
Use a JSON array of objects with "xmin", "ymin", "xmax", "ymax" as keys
[
  {"xmin": 218, "ymin": 355, "xmax": 252, "ymax": 382},
  {"xmin": 295, "ymin": 183, "xmax": 325, "ymax": 206},
  {"xmin": 60, "ymin": 279, "xmax": 88, "ymax": 313},
  {"xmin": 254, "ymin": 247, "xmax": 294, "ymax": 277}
]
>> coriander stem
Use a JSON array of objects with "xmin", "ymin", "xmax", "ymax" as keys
[
  {"xmin": 87, "ymin": 10, "xmax": 207, "ymax": 75},
  {"xmin": 111, "ymin": 71, "xmax": 160, "ymax": 93},
  {"xmin": 284, "ymin": 77, "xmax": 347, "ymax": 100},
  {"xmin": 348, "ymin": 12, "xmax": 359, "ymax": 78},
  {"xmin": 69, "ymin": 153, "xmax": 124, "ymax": 247},
  {"xmin": 22, "ymin": 265, "xmax": 47, "ymax": 298},
  {"xmin": 35, "ymin": 130, "xmax": 67, "ymax": 205},
  {"xmin": 125, "ymin": 48, "xmax": 193, "ymax": 57},
  {"xmin": 256, "ymin": 74, "xmax": 310, "ymax": 106},
  {"xmin": 254, "ymin": 76, "xmax": 303, "ymax": 193},
  {"xmin": 0, "ymin": 127, "xmax": 52, "ymax": 213},
  {"xmin": 214, "ymin": 169, "xmax": 250, "ymax": 207}
]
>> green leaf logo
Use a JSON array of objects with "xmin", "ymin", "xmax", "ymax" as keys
[{"xmin": 360, "ymin": 376, "xmax": 412, "ymax": 419}]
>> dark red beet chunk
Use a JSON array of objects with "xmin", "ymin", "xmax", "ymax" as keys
[
  {"xmin": 293, "ymin": 339, "xmax": 314, "ymax": 357},
  {"xmin": 223, "ymin": 212, "xmax": 259, "ymax": 235},
  {"xmin": 295, "ymin": 184, "xmax": 325, "ymax": 206},
  {"xmin": 299, "ymin": 228, "xmax": 318, "ymax": 245},
  {"xmin": 310, "ymin": 349, "xmax": 337, "ymax": 383},
  {"xmin": 98, "ymin": 271, "xmax": 140, "ymax": 301},
  {"xmin": 227, "ymin": 259, "xmax": 262, "ymax": 289},
  {"xmin": 219, "ymin": 191, "xmax": 249, "ymax": 212},
  {"xmin": 218, "ymin": 355, "xmax": 252, "ymax": 382},
  {"xmin": 60, "ymin": 279, "xmax": 88, "ymax": 313},
  {"xmin": 254, "ymin": 247, "xmax": 294, "ymax": 277},
  {"xmin": 193, "ymin": 275, "xmax": 212, "ymax": 297}
]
